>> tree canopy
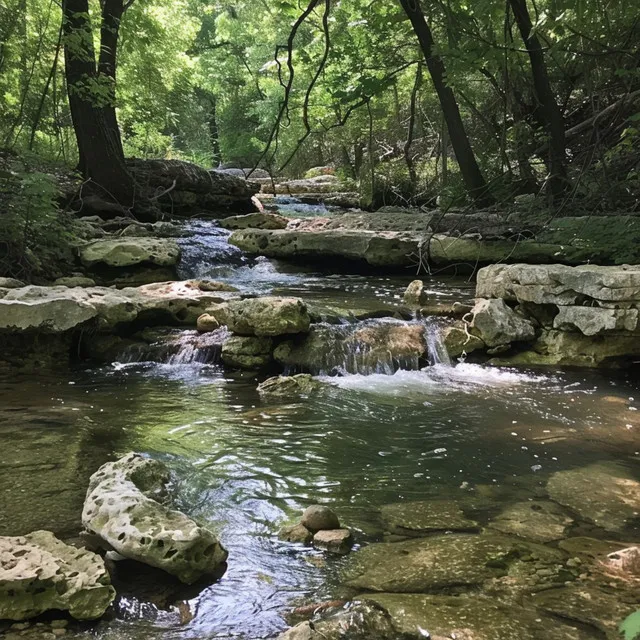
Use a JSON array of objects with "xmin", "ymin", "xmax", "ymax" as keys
[{"xmin": 1, "ymin": 0, "xmax": 639, "ymax": 210}]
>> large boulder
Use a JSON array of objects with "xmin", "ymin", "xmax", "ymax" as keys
[
  {"xmin": 380, "ymin": 500, "xmax": 479, "ymax": 537},
  {"xmin": 363, "ymin": 594, "xmax": 587, "ymax": 640},
  {"xmin": 126, "ymin": 158, "xmax": 260, "ymax": 215},
  {"xmin": 0, "ymin": 281, "xmax": 239, "ymax": 335},
  {"xmin": 342, "ymin": 533, "xmax": 563, "ymax": 593},
  {"xmin": 0, "ymin": 530, "xmax": 115, "ymax": 621},
  {"xmin": 214, "ymin": 297, "xmax": 310, "ymax": 337},
  {"xmin": 219, "ymin": 212, "xmax": 288, "ymax": 231},
  {"xmin": 221, "ymin": 336, "xmax": 273, "ymax": 369},
  {"xmin": 274, "ymin": 320, "xmax": 427, "ymax": 375},
  {"xmin": 470, "ymin": 298, "xmax": 536, "ymax": 348},
  {"xmin": 79, "ymin": 238, "xmax": 181, "ymax": 269},
  {"xmin": 82, "ymin": 453, "xmax": 227, "ymax": 584},
  {"xmin": 476, "ymin": 263, "xmax": 640, "ymax": 306},
  {"xmin": 546, "ymin": 462, "xmax": 640, "ymax": 535}
]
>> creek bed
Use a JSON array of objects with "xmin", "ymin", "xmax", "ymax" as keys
[{"xmin": 0, "ymin": 221, "xmax": 639, "ymax": 639}]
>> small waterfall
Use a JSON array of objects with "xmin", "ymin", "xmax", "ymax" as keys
[
  {"xmin": 284, "ymin": 319, "xmax": 426, "ymax": 376},
  {"xmin": 115, "ymin": 328, "xmax": 229, "ymax": 366},
  {"xmin": 273, "ymin": 196, "xmax": 329, "ymax": 217},
  {"xmin": 177, "ymin": 220, "xmax": 246, "ymax": 280},
  {"xmin": 424, "ymin": 321, "xmax": 452, "ymax": 366}
]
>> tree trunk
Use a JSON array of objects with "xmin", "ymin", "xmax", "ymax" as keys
[
  {"xmin": 508, "ymin": 0, "xmax": 567, "ymax": 200},
  {"xmin": 62, "ymin": 0, "xmax": 155, "ymax": 219},
  {"xmin": 399, "ymin": 0, "xmax": 494, "ymax": 206},
  {"xmin": 98, "ymin": 0, "xmax": 125, "ymax": 149}
]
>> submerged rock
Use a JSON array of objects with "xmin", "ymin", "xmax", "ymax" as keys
[
  {"xmin": 79, "ymin": 237, "xmax": 181, "ymax": 268},
  {"xmin": 547, "ymin": 461, "xmax": 640, "ymax": 534},
  {"xmin": 380, "ymin": 500, "xmax": 479, "ymax": 537},
  {"xmin": 363, "ymin": 593, "xmax": 588, "ymax": 640},
  {"xmin": 277, "ymin": 602, "xmax": 397, "ymax": 640},
  {"xmin": 221, "ymin": 335, "xmax": 273, "ymax": 369},
  {"xmin": 0, "ymin": 530, "xmax": 115, "ymax": 621},
  {"xmin": 82, "ymin": 453, "xmax": 227, "ymax": 584},
  {"xmin": 301, "ymin": 505, "xmax": 341, "ymax": 532},
  {"xmin": 215, "ymin": 297, "xmax": 311, "ymax": 337},
  {"xmin": 257, "ymin": 374, "xmax": 323, "ymax": 399},
  {"xmin": 487, "ymin": 500, "xmax": 574, "ymax": 543},
  {"xmin": 342, "ymin": 533, "xmax": 563, "ymax": 593}
]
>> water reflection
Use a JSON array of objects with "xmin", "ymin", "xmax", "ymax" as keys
[{"xmin": 0, "ymin": 359, "xmax": 638, "ymax": 638}]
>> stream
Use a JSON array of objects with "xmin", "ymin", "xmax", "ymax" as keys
[{"xmin": 0, "ymin": 217, "xmax": 639, "ymax": 639}]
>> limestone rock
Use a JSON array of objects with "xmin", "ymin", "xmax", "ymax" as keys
[
  {"xmin": 53, "ymin": 276, "xmax": 97, "ymax": 288},
  {"xmin": 487, "ymin": 500, "xmax": 574, "ymax": 543},
  {"xmin": 342, "ymin": 533, "xmax": 563, "ymax": 593},
  {"xmin": 476, "ymin": 263, "xmax": 640, "ymax": 306},
  {"xmin": 0, "ymin": 277, "xmax": 26, "ymax": 289},
  {"xmin": 0, "ymin": 281, "xmax": 239, "ymax": 334},
  {"xmin": 364, "ymin": 593, "xmax": 586, "ymax": 640},
  {"xmin": 278, "ymin": 524, "xmax": 313, "ymax": 545},
  {"xmin": 79, "ymin": 238, "xmax": 181, "ymax": 268},
  {"xmin": 215, "ymin": 297, "xmax": 310, "ymax": 337},
  {"xmin": 380, "ymin": 500, "xmax": 479, "ymax": 537},
  {"xmin": 470, "ymin": 298, "xmax": 536, "ymax": 348},
  {"xmin": 547, "ymin": 462, "xmax": 640, "ymax": 534},
  {"xmin": 219, "ymin": 212, "xmax": 288, "ymax": 230},
  {"xmin": 313, "ymin": 529, "xmax": 353, "ymax": 554},
  {"xmin": 301, "ymin": 505, "xmax": 340, "ymax": 532},
  {"xmin": 554, "ymin": 306, "xmax": 639, "ymax": 336},
  {"xmin": 82, "ymin": 453, "xmax": 227, "ymax": 584},
  {"xmin": 197, "ymin": 313, "xmax": 220, "ymax": 333},
  {"xmin": 442, "ymin": 323, "xmax": 486, "ymax": 358},
  {"xmin": 221, "ymin": 335, "xmax": 273, "ymax": 369},
  {"xmin": 257, "ymin": 374, "xmax": 323, "ymax": 399},
  {"xmin": 403, "ymin": 280, "xmax": 425, "ymax": 305},
  {"xmin": 276, "ymin": 603, "xmax": 397, "ymax": 640},
  {"xmin": 0, "ymin": 530, "xmax": 115, "ymax": 621}
]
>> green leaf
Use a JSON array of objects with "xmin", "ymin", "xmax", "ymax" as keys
[{"xmin": 620, "ymin": 610, "xmax": 640, "ymax": 640}]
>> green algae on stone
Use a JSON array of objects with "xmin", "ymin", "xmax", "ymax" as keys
[
  {"xmin": 547, "ymin": 462, "xmax": 640, "ymax": 534},
  {"xmin": 487, "ymin": 500, "xmax": 574, "ymax": 543},
  {"xmin": 380, "ymin": 500, "xmax": 479, "ymax": 537},
  {"xmin": 342, "ymin": 533, "xmax": 563, "ymax": 593},
  {"xmin": 363, "ymin": 593, "xmax": 591, "ymax": 640}
]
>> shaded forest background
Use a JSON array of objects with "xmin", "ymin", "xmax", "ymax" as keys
[{"xmin": 1, "ymin": 0, "xmax": 639, "ymax": 229}]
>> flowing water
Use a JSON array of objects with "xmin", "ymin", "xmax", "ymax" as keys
[{"xmin": 1, "ymin": 217, "xmax": 639, "ymax": 639}]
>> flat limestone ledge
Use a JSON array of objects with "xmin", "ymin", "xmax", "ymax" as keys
[
  {"xmin": 0, "ymin": 281, "xmax": 239, "ymax": 333},
  {"xmin": 477, "ymin": 263, "xmax": 640, "ymax": 305},
  {"xmin": 229, "ymin": 228, "xmax": 602, "ymax": 269}
]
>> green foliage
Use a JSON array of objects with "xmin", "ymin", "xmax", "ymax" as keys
[
  {"xmin": 0, "ymin": 0, "xmax": 638, "ymax": 209},
  {"xmin": 0, "ymin": 155, "xmax": 75, "ymax": 280}
]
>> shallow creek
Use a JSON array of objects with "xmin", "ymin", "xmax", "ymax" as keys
[{"xmin": 1, "ymin": 220, "xmax": 639, "ymax": 639}]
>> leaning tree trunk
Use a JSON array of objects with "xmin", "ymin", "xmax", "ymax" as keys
[
  {"xmin": 62, "ymin": 0, "xmax": 156, "ymax": 219},
  {"xmin": 399, "ymin": 0, "xmax": 494, "ymax": 206},
  {"xmin": 508, "ymin": 0, "xmax": 567, "ymax": 201}
]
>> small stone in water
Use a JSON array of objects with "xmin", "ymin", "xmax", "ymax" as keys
[
  {"xmin": 279, "ymin": 524, "xmax": 313, "ymax": 544},
  {"xmin": 301, "ymin": 505, "xmax": 340, "ymax": 532},
  {"xmin": 313, "ymin": 529, "xmax": 353, "ymax": 554}
]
